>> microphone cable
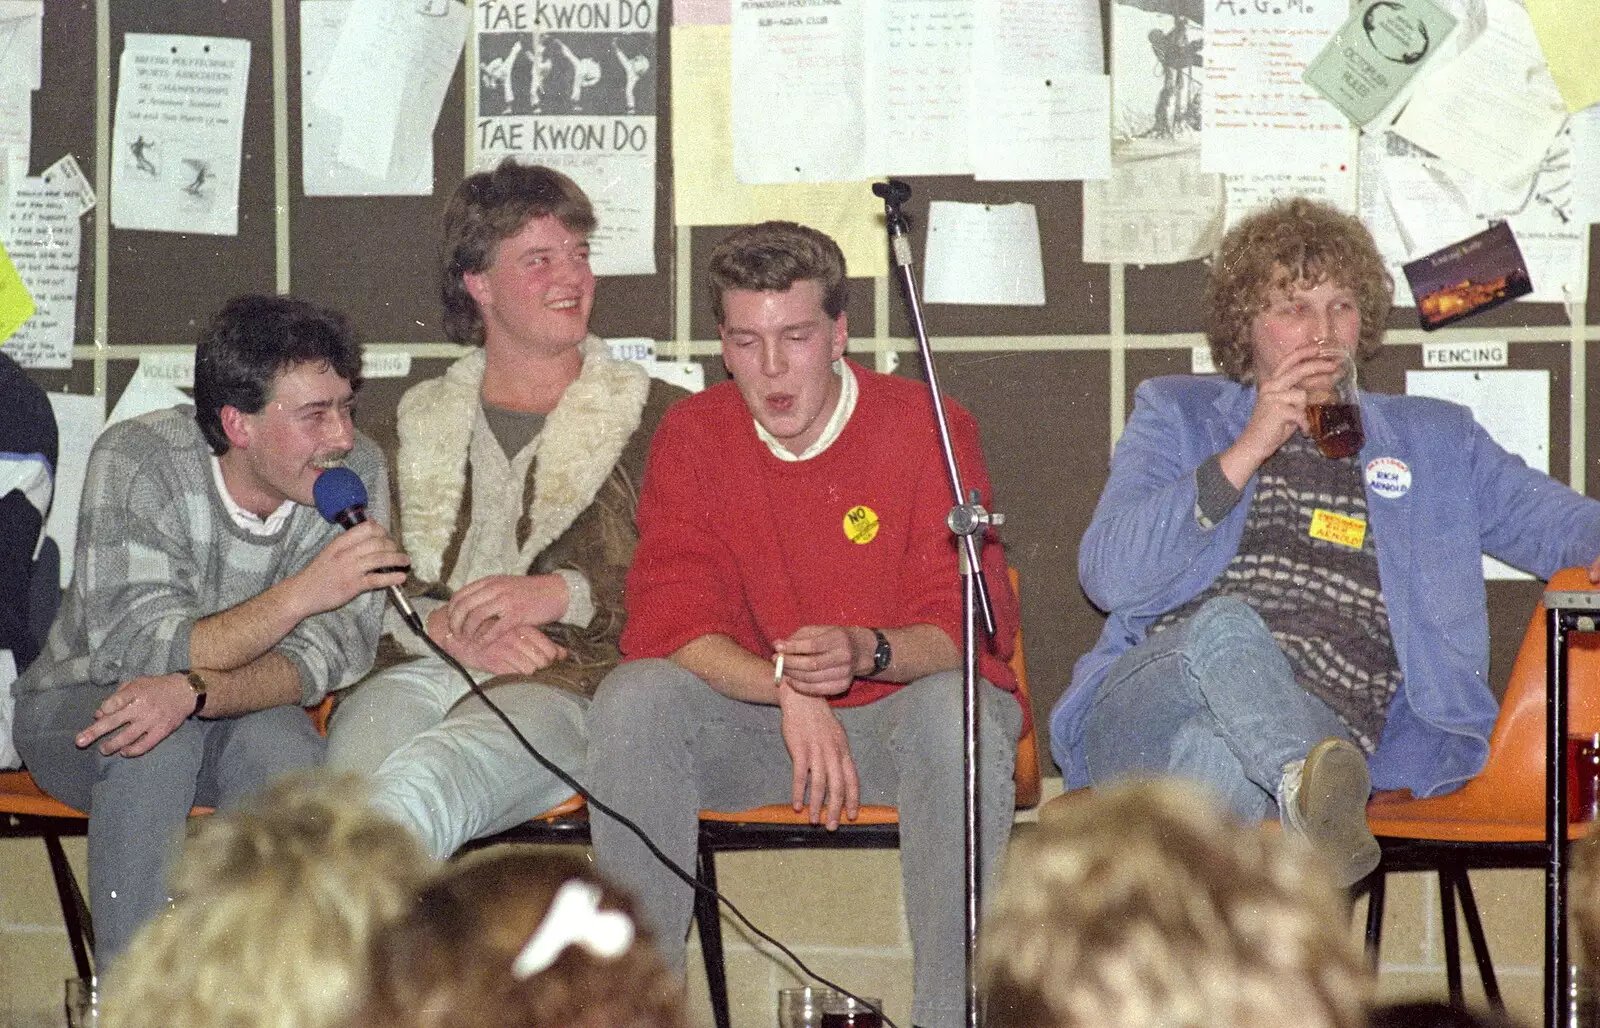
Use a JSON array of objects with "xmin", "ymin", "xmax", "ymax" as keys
[{"xmin": 392, "ymin": 605, "xmax": 902, "ymax": 1028}]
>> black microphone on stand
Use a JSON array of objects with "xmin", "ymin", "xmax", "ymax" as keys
[{"xmin": 312, "ymin": 466, "xmax": 422, "ymax": 632}]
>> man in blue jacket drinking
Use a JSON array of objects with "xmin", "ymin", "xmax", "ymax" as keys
[{"xmin": 1051, "ymin": 197, "xmax": 1600, "ymax": 885}]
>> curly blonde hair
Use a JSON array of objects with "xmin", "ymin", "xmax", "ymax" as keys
[
  {"xmin": 978, "ymin": 780, "xmax": 1370, "ymax": 1028},
  {"xmin": 102, "ymin": 771, "xmax": 434, "ymax": 1028},
  {"xmin": 346, "ymin": 850, "xmax": 686, "ymax": 1028},
  {"xmin": 1204, "ymin": 197, "xmax": 1393, "ymax": 383}
]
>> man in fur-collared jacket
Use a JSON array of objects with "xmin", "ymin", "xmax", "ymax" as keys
[{"xmin": 326, "ymin": 161, "xmax": 684, "ymax": 858}]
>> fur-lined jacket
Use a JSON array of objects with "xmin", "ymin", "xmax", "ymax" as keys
[{"xmin": 381, "ymin": 336, "xmax": 686, "ymax": 697}]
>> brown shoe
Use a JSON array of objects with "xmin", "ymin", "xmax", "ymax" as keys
[{"xmin": 1280, "ymin": 737, "xmax": 1380, "ymax": 887}]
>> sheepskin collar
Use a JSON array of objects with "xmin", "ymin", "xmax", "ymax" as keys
[{"xmin": 395, "ymin": 336, "xmax": 650, "ymax": 583}]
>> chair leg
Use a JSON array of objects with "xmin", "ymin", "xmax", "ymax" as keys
[
  {"xmin": 41, "ymin": 829, "xmax": 94, "ymax": 981},
  {"xmin": 1364, "ymin": 870, "xmax": 1388, "ymax": 971},
  {"xmin": 1439, "ymin": 869, "xmax": 1465, "ymax": 1006},
  {"xmin": 695, "ymin": 842, "xmax": 732, "ymax": 1028},
  {"xmin": 1448, "ymin": 867, "xmax": 1505, "ymax": 1013}
]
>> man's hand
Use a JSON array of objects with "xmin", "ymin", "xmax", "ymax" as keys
[
  {"xmin": 774, "ymin": 625, "xmax": 871, "ymax": 698},
  {"xmin": 291, "ymin": 520, "xmax": 409, "ymax": 617},
  {"xmin": 778, "ymin": 685, "xmax": 860, "ymax": 829},
  {"xmin": 1220, "ymin": 346, "xmax": 1339, "ymax": 489},
  {"xmin": 426, "ymin": 607, "xmax": 568, "ymax": 675},
  {"xmin": 75, "ymin": 673, "xmax": 195, "ymax": 757},
  {"xmin": 443, "ymin": 573, "xmax": 569, "ymax": 642}
]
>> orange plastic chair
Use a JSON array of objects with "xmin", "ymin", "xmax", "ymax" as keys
[
  {"xmin": 691, "ymin": 568, "xmax": 1040, "ymax": 1028},
  {"xmin": 1364, "ymin": 567, "xmax": 1600, "ymax": 1011},
  {"xmin": 0, "ymin": 695, "xmax": 336, "ymax": 979},
  {"xmin": 456, "ymin": 791, "xmax": 590, "ymax": 853}
]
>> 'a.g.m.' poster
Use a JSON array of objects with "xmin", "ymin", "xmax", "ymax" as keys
[{"xmin": 475, "ymin": 0, "xmax": 658, "ymax": 275}]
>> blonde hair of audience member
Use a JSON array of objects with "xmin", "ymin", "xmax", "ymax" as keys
[
  {"xmin": 101, "ymin": 771, "xmax": 433, "ymax": 1028},
  {"xmin": 978, "ymin": 779, "xmax": 1370, "ymax": 1028},
  {"xmin": 347, "ymin": 850, "xmax": 685, "ymax": 1028}
]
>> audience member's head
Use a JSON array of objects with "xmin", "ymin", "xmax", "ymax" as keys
[
  {"xmin": 978, "ymin": 779, "xmax": 1370, "ymax": 1028},
  {"xmin": 1365, "ymin": 1000, "xmax": 1525, "ymax": 1028},
  {"xmin": 347, "ymin": 850, "xmax": 685, "ymax": 1028},
  {"xmin": 707, "ymin": 220, "xmax": 849, "ymax": 324},
  {"xmin": 1204, "ymin": 196, "xmax": 1392, "ymax": 383},
  {"xmin": 440, "ymin": 158, "xmax": 596, "ymax": 346},
  {"xmin": 102, "ymin": 771, "xmax": 433, "ymax": 1028}
]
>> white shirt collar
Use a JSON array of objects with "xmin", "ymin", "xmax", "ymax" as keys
[
  {"xmin": 755, "ymin": 360, "xmax": 858, "ymax": 462},
  {"xmin": 210, "ymin": 454, "xmax": 295, "ymax": 536}
]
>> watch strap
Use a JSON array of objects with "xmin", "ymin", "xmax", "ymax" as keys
[
  {"xmin": 183, "ymin": 670, "xmax": 209, "ymax": 718},
  {"xmin": 870, "ymin": 629, "xmax": 892, "ymax": 677}
]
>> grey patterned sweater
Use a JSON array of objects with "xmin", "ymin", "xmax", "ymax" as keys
[{"xmin": 14, "ymin": 405, "xmax": 390, "ymax": 707}]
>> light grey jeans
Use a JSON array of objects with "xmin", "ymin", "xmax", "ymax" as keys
[
  {"xmin": 585, "ymin": 659, "xmax": 1023, "ymax": 1028},
  {"xmin": 13, "ymin": 682, "xmax": 324, "ymax": 970},
  {"xmin": 327, "ymin": 653, "xmax": 589, "ymax": 859},
  {"xmin": 1081, "ymin": 595, "xmax": 1356, "ymax": 820}
]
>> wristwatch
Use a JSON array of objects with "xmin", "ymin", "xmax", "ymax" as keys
[
  {"xmin": 869, "ymin": 629, "xmax": 892, "ymax": 677},
  {"xmin": 183, "ymin": 670, "xmax": 209, "ymax": 719}
]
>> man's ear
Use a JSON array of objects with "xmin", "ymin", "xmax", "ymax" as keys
[
  {"xmin": 830, "ymin": 312, "xmax": 849, "ymax": 362},
  {"xmin": 463, "ymin": 270, "xmax": 492, "ymax": 311},
  {"xmin": 219, "ymin": 405, "xmax": 253, "ymax": 451}
]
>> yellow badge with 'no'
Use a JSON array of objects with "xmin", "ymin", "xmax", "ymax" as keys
[
  {"xmin": 1309, "ymin": 509, "xmax": 1366, "ymax": 550},
  {"xmin": 844, "ymin": 505, "xmax": 880, "ymax": 544}
]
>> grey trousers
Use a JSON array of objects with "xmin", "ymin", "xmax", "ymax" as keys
[
  {"xmin": 585, "ymin": 659, "xmax": 1023, "ymax": 1028},
  {"xmin": 13, "ymin": 682, "xmax": 324, "ymax": 970},
  {"xmin": 327, "ymin": 654, "xmax": 589, "ymax": 860}
]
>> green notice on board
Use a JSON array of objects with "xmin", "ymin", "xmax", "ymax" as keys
[
  {"xmin": 0, "ymin": 240, "xmax": 35, "ymax": 346},
  {"xmin": 1304, "ymin": 0, "xmax": 1458, "ymax": 127}
]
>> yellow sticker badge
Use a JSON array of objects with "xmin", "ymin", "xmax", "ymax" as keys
[
  {"xmin": 1309, "ymin": 509, "xmax": 1366, "ymax": 550},
  {"xmin": 844, "ymin": 505, "xmax": 880, "ymax": 544}
]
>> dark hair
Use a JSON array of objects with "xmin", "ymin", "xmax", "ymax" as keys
[
  {"xmin": 347, "ymin": 851, "xmax": 684, "ymax": 1028},
  {"xmin": 441, "ymin": 160, "xmax": 597, "ymax": 346},
  {"xmin": 707, "ymin": 221, "xmax": 849, "ymax": 324},
  {"xmin": 193, "ymin": 294, "xmax": 362, "ymax": 456},
  {"xmin": 1202, "ymin": 197, "xmax": 1392, "ymax": 383}
]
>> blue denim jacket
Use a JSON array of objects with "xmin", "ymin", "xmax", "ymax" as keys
[{"xmin": 1053, "ymin": 374, "xmax": 1600, "ymax": 798}]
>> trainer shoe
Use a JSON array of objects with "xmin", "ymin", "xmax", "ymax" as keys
[{"xmin": 1279, "ymin": 737, "xmax": 1380, "ymax": 887}]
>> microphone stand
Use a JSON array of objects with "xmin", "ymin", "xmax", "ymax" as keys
[{"xmin": 872, "ymin": 178, "xmax": 1002, "ymax": 1028}]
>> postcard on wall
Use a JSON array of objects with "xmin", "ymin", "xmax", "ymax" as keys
[
  {"xmin": 110, "ymin": 34, "xmax": 249, "ymax": 236},
  {"xmin": 474, "ymin": 0, "xmax": 658, "ymax": 275},
  {"xmin": 1303, "ymin": 0, "xmax": 1457, "ymax": 127},
  {"xmin": 1402, "ymin": 221, "xmax": 1532, "ymax": 331}
]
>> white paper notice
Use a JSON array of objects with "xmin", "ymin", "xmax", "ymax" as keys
[
  {"xmin": 1391, "ymin": 0, "xmax": 1566, "ymax": 191},
  {"xmin": 44, "ymin": 391, "xmax": 104, "ymax": 588},
  {"xmin": 1224, "ymin": 163, "xmax": 1355, "ymax": 232},
  {"xmin": 0, "ymin": 178, "xmax": 80, "ymax": 369},
  {"xmin": 0, "ymin": 3, "xmax": 41, "ymax": 193},
  {"xmin": 969, "ymin": 0, "xmax": 1107, "ymax": 181},
  {"xmin": 107, "ymin": 353, "xmax": 193, "ymax": 428},
  {"xmin": 474, "ymin": 0, "xmax": 659, "ymax": 276},
  {"xmin": 1082, "ymin": 147, "xmax": 1225, "ymax": 265},
  {"xmin": 301, "ymin": 0, "xmax": 456, "ymax": 196},
  {"xmin": 1201, "ymin": 0, "xmax": 1351, "ymax": 177},
  {"xmin": 111, "ymin": 34, "xmax": 250, "ymax": 236},
  {"xmin": 864, "ymin": 0, "xmax": 974, "ymax": 177},
  {"xmin": 732, "ymin": 0, "xmax": 867, "ymax": 184},
  {"xmin": 1573, "ymin": 106, "xmax": 1600, "ymax": 225},
  {"xmin": 923, "ymin": 201, "xmax": 1044, "ymax": 305},
  {"xmin": 1406, "ymin": 368, "xmax": 1546, "ymax": 580}
]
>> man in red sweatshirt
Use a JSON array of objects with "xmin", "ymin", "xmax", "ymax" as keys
[{"xmin": 585, "ymin": 221, "xmax": 1024, "ymax": 1028}]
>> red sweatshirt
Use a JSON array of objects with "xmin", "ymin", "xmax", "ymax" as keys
[{"xmin": 621, "ymin": 361, "xmax": 1018, "ymax": 710}]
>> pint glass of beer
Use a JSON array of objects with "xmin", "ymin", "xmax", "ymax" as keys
[{"xmin": 1306, "ymin": 349, "xmax": 1363, "ymax": 459}]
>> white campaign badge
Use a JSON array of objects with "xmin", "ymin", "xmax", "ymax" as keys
[{"xmin": 1366, "ymin": 457, "xmax": 1411, "ymax": 499}]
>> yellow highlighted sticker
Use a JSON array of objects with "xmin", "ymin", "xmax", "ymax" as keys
[
  {"xmin": 843, "ymin": 505, "xmax": 880, "ymax": 544},
  {"xmin": 1309, "ymin": 509, "xmax": 1366, "ymax": 550}
]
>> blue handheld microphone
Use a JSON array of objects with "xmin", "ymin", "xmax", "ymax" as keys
[{"xmin": 313, "ymin": 467, "xmax": 421, "ymax": 630}]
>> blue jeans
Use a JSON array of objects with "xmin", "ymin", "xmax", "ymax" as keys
[
  {"xmin": 14, "ymin": 682, "xmax": 325, "ymax": 969},
  {"xmin": 327, "ymin": 654, "xmax": 589, "ymax": 860},
  {"xmin": 1081, "ymin": 596, "xmax": 1355, "ymax": 820},
  {"xmin": 585, "ymin": 660, "xmax": 1023, "ymax": 1028}
]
